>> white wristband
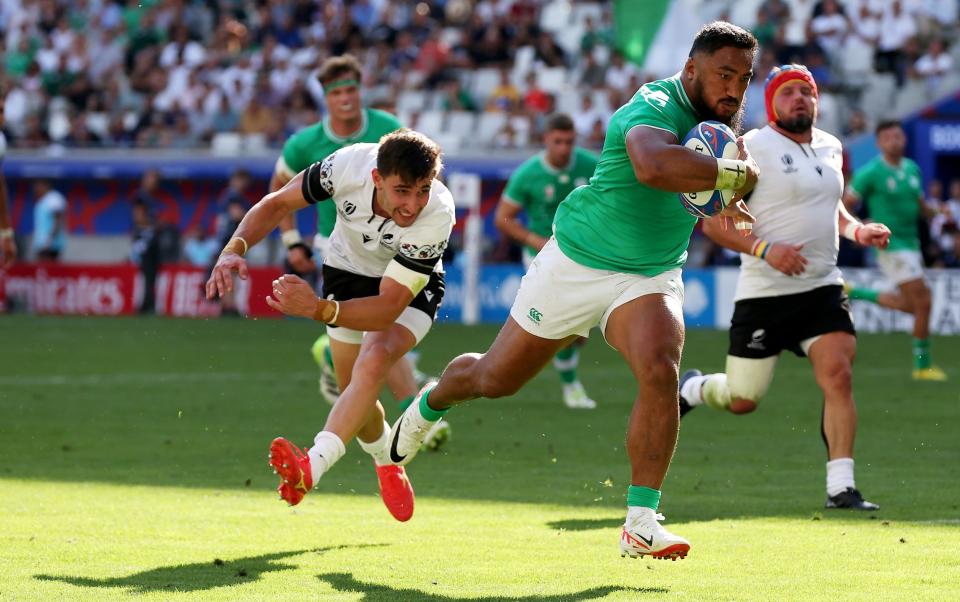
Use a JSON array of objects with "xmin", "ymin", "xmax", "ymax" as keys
[
  {"xmin": 716, "ymin": 158, "xmax": 748, "ymax": 190},
  {"xmin": 842, "ymin": 222, "xmax": 862, "ymax": 243},
  {"xmin": 281, "ymin": 229, "xmax": 303, "ymax": 248}
]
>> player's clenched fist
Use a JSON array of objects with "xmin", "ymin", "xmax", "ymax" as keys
[{"xmin": 265, "ymin": 274, "xmax": 318, "ymax": 318}]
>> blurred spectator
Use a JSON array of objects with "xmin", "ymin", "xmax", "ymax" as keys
[
  {"xmin": 578, "ymin": 50, "xmax": 607, "ymax": 89},
  {"xmin": 534, "ymin": 31, "xmax": 567, "ymax": 68},
  {"xmin": 843, "ymin": 109, "xmax": 869, "ymax": 137},
  {"xmin": 31, "ymin": 179, "xmax": 67, "ymax": 262},
  {"xmin": 183, "ymin": 226, "xmax": 217, "ymax": 268},
  {"xmin": 440, "ymin": 78, "xmax": 478, "ymax": 112},
  {"xmin": 808, "ymin": 0, "xmax": 848, "ymax": 60},
  {"xmin": 605, "ymin": 52, "xmax": 641, "ymax": 94},
  {"xmin": 571, "ymin": 94, "xmax": 607, "ymax": 142},
  {"xmin": 0, "ymin": 105, "xmax": 15, "ymax": 267},
  {"xmin": 486, "ymin": 67, "xmax": 520, "ymax": 112},
  {"xmin": 912, "ymin": 38, "xmax": 953, "ymax": 94},
  {"xmin": 130, "ymin": 198, "xmax": 159, "ymax": 313},
  {"xmin": 751, "ymin": 7, "xmax": 779, "ymax": 49},
  {"xmin": 522, "ymin": 72, "xmax": 552, "ymax": 115},
  {"xmin": 875, "ymin": 0, "xmax": 917, "ymax": 85}
]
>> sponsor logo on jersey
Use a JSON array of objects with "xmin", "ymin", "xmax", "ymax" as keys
[
  {"xmin": 528, "ymin": 307, "xmax": 543, "ymax": 323},
  {"xmin": 781, "ymin": 154, "xmax": 798, "ymax": 173},
  {"xmin": 747, "ymin": 328, "xmax": 766, "ymax": 350},
  {"xmin": 362, "ymin": 233, "xmax": 373, "ymax": 243},
  {"xmin": 815, "ymin": 165, "xmax": 823, "ymax": 176},
  {"xmin": 424, "ymin": 290, "xmax": 434, "ymax": 302},
  {"xmin": 343, "ymin": 201, "xmax": 357, "ymax": 216}
]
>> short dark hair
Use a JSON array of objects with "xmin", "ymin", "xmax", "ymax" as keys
[
  {"xmin": 317, "ymin": 54, "xmax": 363, "ymax": 87},
  {"xmin": 545, "ymin": 113, "xmax": 575, "ymax": 132},
  {"xmin": 688, "ymin": 21, "xmax": 757, "ymax": 58},
  {"xmin": 377, "ymin": 129, "xmax": 443, "ymax": 184},
  {"xmin": 875, "ymin": 119, "xmax": 903, "ymax": 135}
]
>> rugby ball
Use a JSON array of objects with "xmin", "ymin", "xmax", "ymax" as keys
[{"xmin": 679, "ymin": 121, "xmax": 739, "ymax": 218}]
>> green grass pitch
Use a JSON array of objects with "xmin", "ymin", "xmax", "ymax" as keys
[{"xmin": 1, "ymin": 315, "xmax": 958, "ymax": 601}]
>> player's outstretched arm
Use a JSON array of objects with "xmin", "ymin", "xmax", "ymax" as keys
[
  {"xmin": 625, "ymin": 126, "xmax": 759, "ymax": 195},
  {"xmin": 267, "ymin": 273, "xmax": 415, "ymax": 331},
  {"xmin": 206, "ymin": 172, "xmax": 311, "ymax": 299}
]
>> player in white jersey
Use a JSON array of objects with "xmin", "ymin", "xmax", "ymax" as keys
[
  {"xmin": 678, "ymin": 65, "xmax": 890, "ymax": 510},
  {"xmin": 206, "ymin": 130, "xmax": 455, "ymax": 521}
]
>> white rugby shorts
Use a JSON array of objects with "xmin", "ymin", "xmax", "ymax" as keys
[
  {"xmin": 509, "ymin": 238, "xmax": 684, "ymax": 341},
  {"xmin": 877, "ymin": 249, "xmax": 925, "ymax": 286}
]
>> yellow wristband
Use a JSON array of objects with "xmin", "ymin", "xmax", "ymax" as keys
[
  {"xmin": 312, "ymin": 298, "xmax": 340, "ymax": 324},
  {"xmin": 222, "ymin": 236, "xmax": 249, "ymax": 257},
  {"xmin": 716, "ymin": 158, "xmax": 748, "ymax": 190}
]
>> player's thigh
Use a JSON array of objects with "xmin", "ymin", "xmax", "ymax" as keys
[
  {"xmin": 356, "ymin": 323, "xmax": 418, "ymax": 379},
  {"xmin": 725, "ymin": 354, "xmax": 778, "ymax": 402},
  {"xmin": 474, "ymin": 317, "xmax": 575, "ymax": 394},
  {"xmin": 604, "ymin": 293, "xmax": 685, "ymax": 384},
  {"xmin": 329, "ymin": 338, "xmax": 361, "ymax": 391},
  {"xmin": 897, "ymin": 276, "xmax": 931, "ymax": 307},
  {"xmin": 602, "ymin": 268, "xmax": 685, "ymax": 379},
  {"xmin": 806, "ymin": 331, "xmax": 856, "ymax": 392}
]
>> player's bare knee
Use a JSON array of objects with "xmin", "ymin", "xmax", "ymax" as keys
[
  {"xmin": 357, "ymin": 341, "xmax": 396, "ymax": 376},
  {"xmin": 729, "ymin": 398, "xmax": 757, "ymax": 414},
  {"xmin": 819, "ymin": 362, "xmax": 853, "ymax": 397},
  {"xmin": 636, "ymin": 355, "xmax": 679, "ymax": 391}
]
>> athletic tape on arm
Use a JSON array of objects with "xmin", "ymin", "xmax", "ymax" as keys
[{"xmin": 384, "ymin": 259, "xmax": 430, "ymax": 296}]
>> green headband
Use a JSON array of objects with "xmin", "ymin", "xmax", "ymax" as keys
[{"xmin": 323, "ymin": 78, "xmax": 359, "ymax": 93}]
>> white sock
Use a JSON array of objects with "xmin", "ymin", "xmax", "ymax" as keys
[
  {"xmin": 307, "ymin": 431, "xmax": 346, "ymax": 484},
  {"xmin": 826, "ymin": 457, "xmax": 856, "ymax": 497},
  {"xmin": 626, "ymin": 505, "xmax": 656, "ymax": 524},
  {"xmin": 701, "ymin": 373, "xmax": 732, "ymax": 410},
  {"xmin": 680, "ymin": 374, "xmax": 708, "ymax": 406},
  {"xmin": 357, "ymin": 420, "xmax": 392, "ymax": 466}
]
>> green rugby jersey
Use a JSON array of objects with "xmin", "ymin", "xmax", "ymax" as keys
[
  {"xmin": 553, "ymin": 74, "xmax": 700, "ymax": 275},
  {"xmin": 502, "ymin": 147, "xmax": 598, "ymax": 253},
  {"xmin": 277, "ymin": 108, "xmax": 403, "ymax": 237},
  {"xmin": 849, "ymin": 156, "xmax": 923, "ymax": 251}
]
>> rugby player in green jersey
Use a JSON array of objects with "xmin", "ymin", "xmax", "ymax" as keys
[
  {"xmin": 844, "ymin": 120, "xmax": 947, "ymax": 381},
  {"xmin": 495, "ymin": 113, "xmax": 599, "ymax": 409},
  {"xmin": 388, "ymin": 22, "xmax": 759, "ymax": 559}
]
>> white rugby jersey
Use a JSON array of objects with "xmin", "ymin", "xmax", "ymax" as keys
[
  {"xmin": 735, "ymin": 125, "xmax": 845, "ymax": 301},
  {"xmin": 301, "ymin": 143, "xmax": 455, "ymax": 285}
]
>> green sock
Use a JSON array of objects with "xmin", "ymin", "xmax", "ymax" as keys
[
  {"xmin": 397, "ymin": 395, "xmax": 415, "ymax": 412},
  {"xmin": 553, "ymin": 346, "xmax": 579, "ymax": 385},
  {"xmin": 849, "ymin": 287, "xmax": 880, "ymax": 304},
  {"xmin": 626, "ymin": 485, "xmax": 661, "ymax": 510},
  {"xmin": 913, "ymin": 338, "xmax": 931, "ymax": 370},
  {"xmin": 418, "ymin": 388, "xmax": 448, "ymax": 422}
]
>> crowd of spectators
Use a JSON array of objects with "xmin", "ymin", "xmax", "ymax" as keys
[{"xmin": 1, "ymin": 0, "xmax": 957, "ymax": 153}]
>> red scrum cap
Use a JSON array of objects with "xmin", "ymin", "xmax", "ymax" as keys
[{"xmin": 764, "ymin": 64, "xmax": 818, "ymax": 123}]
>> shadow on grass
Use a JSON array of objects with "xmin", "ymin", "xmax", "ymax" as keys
[
  {"xmin": 317, "ymin": 572, "xmax": 667, "ymax": 601},
  {"xmin": 35, "ymin": 544, "xmax": 383, "ymax": 593},
  {"xmin": 546, "ymin": 518, "xmax": 623, "ymax": 532}
]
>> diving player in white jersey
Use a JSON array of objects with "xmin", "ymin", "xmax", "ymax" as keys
[
  {"xmin": 206, "ymin": 130, "xmax": 455, "ymax": 521},
  {"xmin": 678, "ymin": 65, "xmax": 891, "ymax": 510}
]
